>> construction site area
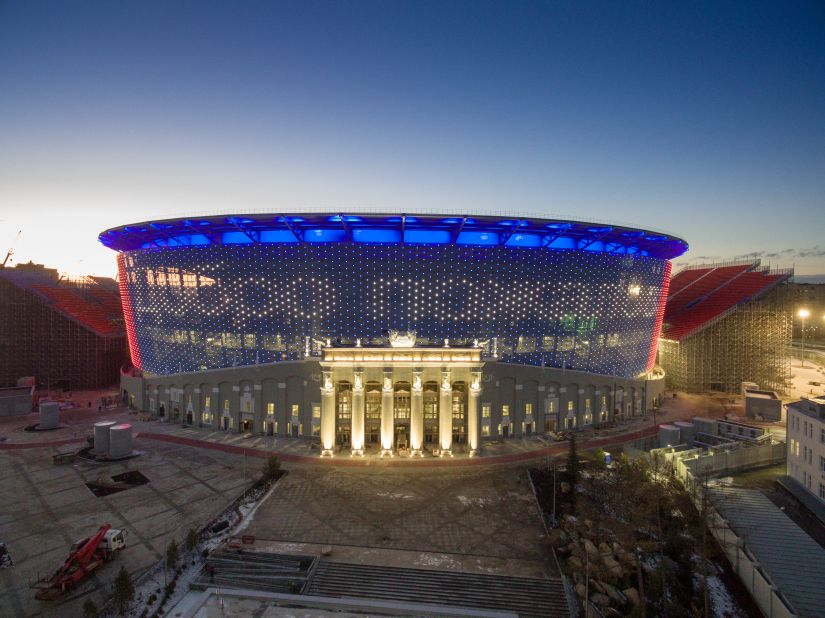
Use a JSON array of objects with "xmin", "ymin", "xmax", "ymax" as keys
[
  {"xmin": 3, "ymin": 362, "xmax": 821, "ymax": 617},
  {"xmin": 0, "ymin": 403, "xmax": 578, "ymax": 618},
  {"xmin": 0, "ymin": 426, "xmax": 253, "ymax": 618}
]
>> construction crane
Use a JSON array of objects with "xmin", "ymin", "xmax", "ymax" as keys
[
  {"xmin": 2, "ymin": 230, "xmax": 21, "ymax": 268},
  {"xmin": 31, "ymin": 523, "xmax": 126, "ymax": 600}
]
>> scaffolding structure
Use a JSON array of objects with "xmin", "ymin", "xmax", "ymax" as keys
[
  {"xmin": 0, "ymin": 264, "xmax": 127, "ymax": 391},
  {"xmin": 658, "ymin": 262, "xmax": 793, "ymax": 394}
]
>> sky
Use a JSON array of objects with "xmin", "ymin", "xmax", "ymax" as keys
[{"xmin": 1, "ymin": 0, "xmax": 823, "ymax": 280}]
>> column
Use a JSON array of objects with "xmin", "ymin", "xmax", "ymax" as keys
[
  {"xmin": 351, "ymin": 369, "xmax": 365, "ymax": 456},
  {"xmin": 410, "ymin": 370, "xmax": 423, "ymax": 457},
  {"xmin": 468, "ymin": 370, "xmax": 481, "ymax": 456},
  {"xmin": 253, "ymin": 384, "xmax": 263, "ymax": 434},
  {"xmin": 439, "ymin": 369, "xmax": 453, "ymax": 456},
  {"xmin": 320, "ymin": 370, "xmax": 335, "ymax": 457},
  {"xmin": 380, "ymin": 370, "xmax": 394, "ymax": 456}
]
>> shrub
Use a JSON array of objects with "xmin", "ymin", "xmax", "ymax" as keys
[
  {"xmin": 261, "ymin": 455, "xmax": 281, "ymax": 481},
  {"xmin": 82, "ymin": 598, "xmax": 98, "ymax": 618},
  {"xmin": 185, "ymin": 528, "xmax": 198, "ymax": 552},
  {"xmin": 112, "ymin": 566, "xmax": 134, "ymax": 614},
  {"xmin": 166, "ymin": 538, "xmax": 178, "ymax": 569}
]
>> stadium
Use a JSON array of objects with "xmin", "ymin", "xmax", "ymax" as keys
[{"xmin": 103, "ymin": 213, "xmax": 687, "ymax": 456}]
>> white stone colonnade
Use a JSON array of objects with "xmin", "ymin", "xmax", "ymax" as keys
[{"xmin": 319, "ymin": 345, "xmax": 483, "ymax": 458}]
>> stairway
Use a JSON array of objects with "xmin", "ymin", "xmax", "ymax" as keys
[{"xmin": 306, "ymin": 560, "xmax": 568, "ymax": 617}]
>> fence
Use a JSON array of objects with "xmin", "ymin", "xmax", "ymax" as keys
[
  {"xmin": 654, "ymin": 445, "xmax": 795, "ymax": 618},
  {"xmin": 651, "ymin": 441, "xmax": 786, "ymax": 478}
]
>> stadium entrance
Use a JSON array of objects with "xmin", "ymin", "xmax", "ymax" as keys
[{"xmin": 318, "ymin": 341, "xmax": 483, "ymax": 458}]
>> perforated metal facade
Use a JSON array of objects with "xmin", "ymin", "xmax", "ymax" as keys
[{"xmin": 115, "ymin": 241, "xmax": 673, "ymax": 378}]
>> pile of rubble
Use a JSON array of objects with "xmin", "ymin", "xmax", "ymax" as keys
[{"xmin": 550, "ymin": 516, "xmax": 642, "ymax": 615}]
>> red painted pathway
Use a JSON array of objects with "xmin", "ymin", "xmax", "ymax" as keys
[{"xmin": 1, "ymin": 426, "xmax": 657, "ymax": 466}]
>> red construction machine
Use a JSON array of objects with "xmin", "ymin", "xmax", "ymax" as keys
[{"xmin": 32, "ymin": 523, "xmax": 126, "ymax": 600}]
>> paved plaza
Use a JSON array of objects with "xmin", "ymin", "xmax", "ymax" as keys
[
  {"xmin": 244, "ymin": 465, "xmax": 554, "ymax": 579},
  {"xmin": 0, "ymin": 441, "xmax": 252, "ymax": 618}
]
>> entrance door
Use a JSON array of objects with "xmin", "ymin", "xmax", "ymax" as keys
[
  {"xmin": 291, "ymin": 424, "xmax": 299, "ymax": 437},
  {"xmin": 241, "ymin": 419, "xmax": 252, "ymax": 433},
  {"xmin": 186, "ymin": 412, "xmax": 193, "ymax": 425},
  {"xmin": 267, "ymin": 422, "xmax": 274, "ymax": 436},
  {"xmin": 525, "ymin": 423, "xmax": 533, "ymax": 436},
  {"xmin": 395, "ymin": 426, "xmax": 409, "ymax": 451},
  {"xmin": 222, "ymin": 416, "xmax": 229, "ymax": 430},
  {"xmin": 159, "ymin": 404, "xmax": 165, "ymax": 418},
  {"xmin": 502, "ymin": 424, "xmax": 510, "ymax": 438}
]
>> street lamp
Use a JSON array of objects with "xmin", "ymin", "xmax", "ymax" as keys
[{"xmin": 799, "ymin": 309, "xmax": 810, "ymax": 367}]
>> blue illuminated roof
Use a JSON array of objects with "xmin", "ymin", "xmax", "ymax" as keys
[{"xmin": 99, "ymin": 213, "xmax": 688, "ymax": 259}]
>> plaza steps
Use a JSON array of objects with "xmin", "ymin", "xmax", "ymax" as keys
[
  {"xmin": 306, "ymin": 560, "xmax": 568, "ymax": 617},
  {"xmin": 191, "ymin": 549, "xmax": 317, "ymax": 594}
]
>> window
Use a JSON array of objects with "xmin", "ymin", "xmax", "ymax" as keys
[
  {"xmin": 291, "ymin": 404, "xmax": 299, "ymax": 417},
  {"xmin": 821, "ymin": 428, "xmax": 825, "ymax": 444},
  {"xmin": 367, "ymin": 397, "xmax": 381, "ymax": 419},
  {"xmin": 547, "ymin": 400, "xmax": 555, "ymax": 414},
  {"xmin": 267, "ymin": 402, "xmax": 275, "ymax": 416},
  {"xmin": 820, "ymin": 456, "xmax": 825, "ymax": 472},
  {"xmin": 223, "ymin": 399, "xmax": 230, "ymax": 413},
  {"xmin": 820, "ymin": 484, "xmax": 825, "ymax": 500},
  {"xmin": 525, "ymin": 403, "xmax": 533, "ymax": 416},
  {"xmin": 204, "ymin": 396, "xmax": 211, "ymax": 411},
  {"xmin": 395, "ymin": 391, "xmax": 410, "ymax": 419},
  {"xmin": 451, "ymin": 393, "xmax": 464, "ymax": 420},
  {"xmin": 424, "ymin": 395, "xmax": 437, "ymax": 419},
  {"xmin": 338, "ymin": 397, "xmax": 351, "ymax": 419},
  {"xmin": 482, "ymin": 425, "xmax": 490, "ymax": 437},
  {"xmin": 482, "ymin": 404, "xmax": 491, "ymax": 418},
  {"xmin": 502, "ymin": 404, "xmax": 510, "ymax": 416},
  {"xmin": 312, "ymin": 404, "xmax": 321, "ymax": 418},
  {"xmin": 567, "ymin": 401, "xmax": 574, "ymax": 412}
]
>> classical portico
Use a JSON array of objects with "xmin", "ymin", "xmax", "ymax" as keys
[{"xmin": 319, "ymin": 339, "xmax": 483, "ymax": 458}]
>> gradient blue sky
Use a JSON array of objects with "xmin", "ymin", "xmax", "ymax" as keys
[{"xmin": 1, "ymin": 1, "xmax": 823, "ymax": 279}]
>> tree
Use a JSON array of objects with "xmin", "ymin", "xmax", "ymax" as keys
[
  {"xmin": 112, "ymin": 566, "xmax": 134, "ymax": 614},
  {"xmin": 166, "ymin": 538, "xmax": 178, "ymax": 569},
  {"xmin": 567, "ymin": 432, "xmax": 579, "ymax": 513},
  {"xmin": 185, "ymin": 528, "xmax": 198, "ymax": 553},
  {"xmin": 261, "ymin": 455, "xmax": 281, "ymax": 481},
  {"xmin": 82, "ymin": 598, "xmax": 98, "ymax": 618}
]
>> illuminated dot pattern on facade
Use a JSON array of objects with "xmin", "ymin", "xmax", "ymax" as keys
[{"xmin": 116, "ymin": 242, "xmax": 672, "ymax": 378}]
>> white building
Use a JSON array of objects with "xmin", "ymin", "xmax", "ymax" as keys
[{"xmin": 787, "ymin": 396, "xmax": 825, "ymax": 503}]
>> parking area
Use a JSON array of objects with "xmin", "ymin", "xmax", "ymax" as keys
[{"xmin": 0, "ymin": 440, "xmax": 253, "ymax": 617}]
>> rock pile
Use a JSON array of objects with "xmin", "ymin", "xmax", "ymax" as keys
[{"xmin": 550, "ymin": 516, "xmax": 642, "ymax": 615}]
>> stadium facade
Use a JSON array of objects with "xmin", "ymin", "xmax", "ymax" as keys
[{"xmin": 105, "ymin": 213, "xmax": 686, "ymax": 455}]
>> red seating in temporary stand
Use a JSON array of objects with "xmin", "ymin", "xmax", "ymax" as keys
[{"xmin": 663, "ymin": 263, "xmax": 789, "ymax": 341}]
